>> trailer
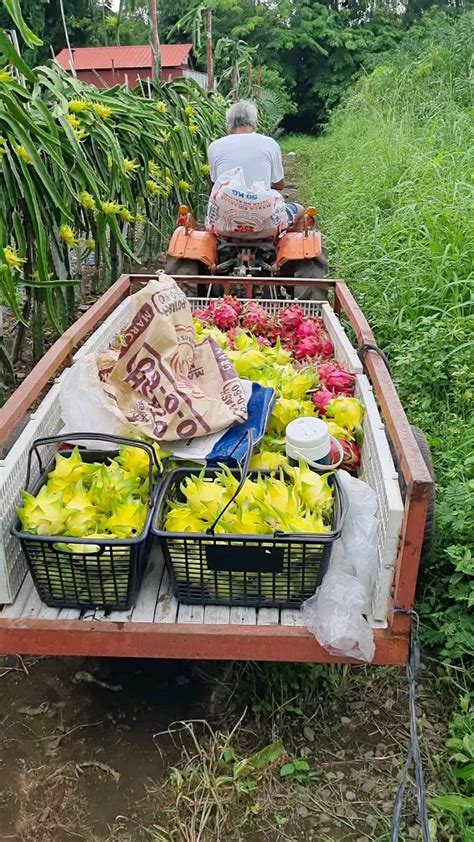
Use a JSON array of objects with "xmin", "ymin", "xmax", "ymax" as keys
[{"xmin": 0, "ymin": 276, "xmax": 433, "ymax": 666}]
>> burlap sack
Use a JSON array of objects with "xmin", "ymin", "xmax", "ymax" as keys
[{"xmin": 100, "ymin": 275, "xmax": 248, "ymax": 441}]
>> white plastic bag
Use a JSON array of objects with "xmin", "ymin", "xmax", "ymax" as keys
[
  {"xmin": 301, "ymin": 471, "xmax": 379, "ymax": 662},
  {"xmin": 59, "ymin": 353, "xmax": 131, "ymax": 449},
  {"xmin": 206, "ymin": 167, "xmax": 288, "ymax": 240}
]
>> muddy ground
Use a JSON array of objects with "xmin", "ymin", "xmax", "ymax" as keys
[{"xmin": 0, "ymin": 655, "xmax": 448, "ymax": 842}]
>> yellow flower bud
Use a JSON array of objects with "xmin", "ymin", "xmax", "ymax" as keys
[
  {"xmin": 59, "ymin": 224, "xmax": 79, "ymax": 246},
  {"xmin": 15, "ymin": 145, "xmax": 31, "ymax": 164},
  {"xmin": 68, "ymin": 99, "xmax": 90, "ymax": 113},
  {"xmin": 79, "ymin": 191, "xmax": 96, "ymax": 211},
  {"xmin": 3, "ymin": 246, "xmax": 26, "ymax": 270}
]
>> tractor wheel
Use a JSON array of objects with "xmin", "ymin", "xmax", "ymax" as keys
[
  {"xmin": 386, "ymin": 425, "xmax": 436, "ymax": 568},
  {"xmin": 164, "ymin": 258, "xmax": 208, "ymax": 297},
  {"xmin": 292, "ymin": 247, "xmax": 329, "ymax": 302}
]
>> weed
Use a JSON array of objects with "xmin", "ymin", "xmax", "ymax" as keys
[
  {"xmin": 149, "ymin": 716, "xmax": 287, "ymax": 841},
  {"xmin": 280, "ymin": 759, "xmax": 320, "ymax": 785}
]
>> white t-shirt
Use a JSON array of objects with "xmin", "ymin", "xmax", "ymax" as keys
[{"xmin": 207, "ymin": 133, "xmax": 284, "ymax": 189}]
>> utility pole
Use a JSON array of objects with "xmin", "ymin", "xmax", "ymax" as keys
[
  {"xmin": 150, "ymin": 0, "xmax": 161, "ymax": 81},
  {"xmin": 206, "ymin": 8, "xmax": 214, "ymax": 92}
]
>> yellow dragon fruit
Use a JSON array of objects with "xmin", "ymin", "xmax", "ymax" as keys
[
  {"xmin": 260, "ymin": 473, "xmax": 300, "ymax": 517},
  {"xmin": 268, "ymin": 398, "xmax": 314, "ymax": 436},
  {"xmin": 46, "ymin": 447, "xmax": 96, "ymax": 493},
  {"xmin": 217, "ymin": 466, "xmax": 264, "ymax": 506},
  {"xmin": 216, "ymin": 500, "xmax": 270, "ymax": 535},
  {"xmin": 180, "ymin": 471, "xmax": 230, "ymax": 521},
  {"xmin": 104, "ymin": 499, "xmax": 148, "ymax": 538},
  {"xmin": 17, "ymin": 487, "xmax": 64, "ymax": 535},
  {"xmin": 249, "ymin": 451, "xmax": 289, "ymax": 470},
  {"xmin": 325, "ymin": 396, "xmax": 365, "ymax": 445},
  {"xmin": 325, "ymin": 420, "xmax": 354, "ymax": 442},
  {"xmin": 287, "ymin": 463, "xmax": 334, "ymax": 516},
  {"xmin": 65, "ymin": 509, "xmax": 99, "ymax": 537},
  {"xmin": 165, "ymin": 503, "xmax": 208, "ymax": 533},
  {"xmin": 279, "ymin": 366, "xmax": 318, "ymax": 400},
  {"xmin": 227, "ymin": 348, "xmax": 267, "ymax": 379},
  {"xmin": 326, "ymin": 396, "xmax": 364, "ymax": 430},
  {"xmin": 115, "ymin": 446, "xmax": 151, "ymax": 479}
]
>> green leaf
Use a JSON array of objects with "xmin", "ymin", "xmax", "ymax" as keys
[
  {"xmin": 453, "ymin": 764, "xmax": 474, "ymax": 781},
  {"xmin": 2, "ymin": 0, "xmax": 43, "ymax": 47},
  {"xmin": 430, "ymin": 794, "xmax": 474, "ymax": 813},
  {"xmin": 0, "ymin": 29, "xmax": 36, "ymax": 82},
  {"xmin": 280, "ymin": 762, "xmax": 296, "ymax": 778},
  {"xmin": 233, "ymin": 740, "xmax": 284, "ymax": 779}
]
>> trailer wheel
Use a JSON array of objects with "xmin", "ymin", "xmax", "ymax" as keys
[
  {"xmin": 387, "ymin": 425, "xmax": 436, "ymax": 567},
  {"xmin": 292, "ymin": 247, "xmax": 329, "ymax": 302}
]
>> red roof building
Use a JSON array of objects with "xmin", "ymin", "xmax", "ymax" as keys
[{"xmin": 55, "ymin": 44, "xmax": 203, "ymax": 89}]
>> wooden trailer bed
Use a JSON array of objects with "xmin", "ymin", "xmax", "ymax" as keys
[
  {"xmin": 0, "ymin": 275, "xmax": 433, "ymax": 665},
  {"xmin": 0, "ymin": 547, "xmax": 407, "ymax": 663}
]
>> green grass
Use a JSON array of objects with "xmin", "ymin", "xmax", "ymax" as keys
[
  {"xmin": 282, "ymin": 10, "xmax": 474, "ymax": 663},
  {"xmin": 283, "ymin": 12, "xmax": 474, "ymax": 838}
]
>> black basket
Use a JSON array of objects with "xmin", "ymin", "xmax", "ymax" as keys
[
  {"xmin": 12, "ymin": 434, "xmax": 162, "ymax": 612},
  {"xmin": 152, "ymin": 466, "xmax": 347, "ymax": 609}
]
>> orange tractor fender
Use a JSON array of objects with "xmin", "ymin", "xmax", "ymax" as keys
[
  {"xmin": 275, "ymin": 230, "xmax": 323, "ymax": 270},
  {"xmin": 167, "ymin": 227, "xmax": 218, "ymax": 271}
]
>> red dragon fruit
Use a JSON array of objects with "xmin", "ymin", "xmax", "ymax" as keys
[
  {"xmin": 312, "ymin": 387, "xmax": 335, "ymax": 415},
  {"xmin": 341, "ymin": 440, "xmax": 361, "ymax": 472},
  {"xmin": 320, "ymin": 337, "xmax": 335, "ymax": 358},
  {"xmin": 318, "ymin": 362, "xmax": 356, "ymax": 393},
  {"xmin": 209, "ymin": 301, "xmax": 239, "ymax": 330},
  {"xmin": 223, "ymin": 295, "xmax": 242, "ymax": 315},
  {"xmin": 278, "ymin": 304, "xmax": 304, "ymax": 332},
  {"xmin": 227, "ymin": 327, "xmax": 240, "ymax": 349},
  {"xmin": 330, "ymin": 439, "xmax": 361, "ymax": 473},
  {"xmin": 295, "ymin": 336, "xmax": 322, "ymax": 360},
  {"xmin": 296, "ymin": 318, "xmax": 320, "ymax": 340},
  {"xmin": 193, "ymin": 306, "xmax": 211, "ymax": 322},
  {"xmin": 241, "ymin": 302, "xmax": 271, "ymax": 335}
]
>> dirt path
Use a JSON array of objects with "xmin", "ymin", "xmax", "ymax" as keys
[{"xmin": 0, "ymin": 653, "xmax": 448, "ymax": 842}]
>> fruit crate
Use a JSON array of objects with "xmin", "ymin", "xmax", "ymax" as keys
[
  {"xmin": 11, "ymin": 434, "xmax": 161, "ymax": 612},
  {"xmin": 152, "ymin": 467, "xmax": 347, "ymax": 609}
]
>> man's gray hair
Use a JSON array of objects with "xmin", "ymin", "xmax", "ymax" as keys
[{"xmin": 226, "ymin": 100, "xmax": 258, "ymax": 130}]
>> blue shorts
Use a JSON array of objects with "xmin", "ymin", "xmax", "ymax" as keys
[{"xmin": 286, "ymin": 202, "xmax": 300, "ymax": 226}]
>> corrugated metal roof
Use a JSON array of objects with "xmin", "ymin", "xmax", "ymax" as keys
[{"xmin": 55, "ymin": 44, "xmax": 192, "ymax": 71}]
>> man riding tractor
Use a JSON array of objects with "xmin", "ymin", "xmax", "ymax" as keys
[{"xmin": 165, "ymin": 101, "xmax": 328, "ymax": 298}]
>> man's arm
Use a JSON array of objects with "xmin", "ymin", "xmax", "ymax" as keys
[
  {"xmin": 270, "ymin": 140, "xmax": 285, "ymax": 191},
  {"xmin": 207, "ymin": 141, "xmax": 217, "ymax": 182}
]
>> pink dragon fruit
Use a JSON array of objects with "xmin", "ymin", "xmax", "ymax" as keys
[
  {"xmin": 241, "ymin": 302, "xmax": 271, "ymax": 335},
  {"xmin": 320, "ymin": 337, "xmax": 335, "ymax": 358},
  {"xmin": 256, "ymin": 335, "xmax": 272, "ymax": 347},
  {"xmin": 295, "ymin": 336, "xmax": 322, "ymax": 360},
  {"xmin": 312, "ymin": 387, "xmax": 335, "ymax": 415},
  {"xmin": 341, "ymin": 440, "xmax": 361, "ymax": 472},
  {"xmin": 193, "ymin": 306, "xmax": 211, "ymax": 321},
  {"xmin": 296, "ymin": 318, "xmax": 319, "ymax": 340},
  {"xmin": 330, "ymin": 439, "xmax": 361, "ymax": 473},
  {"xmin": 210, "ymin": 302, "xmax": 239, "ymax": 330},
  {"xmin": 278, "ymin": 304, "xmax": 304, "ymax": 332},
  {"xmin": 227, "ymin": 327, "xmax": 240, "ymax": 349},
  {"xmin": 223, "ymin": 295, "xmax": 242, "ymax": 315},
  {"xmin": 317, "ymin": 362, "xmax": 356, "ymax": 393}
]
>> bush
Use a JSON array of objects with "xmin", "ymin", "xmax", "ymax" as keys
[{"xmin": 283, "ymin": 10, "xmax": 474, "ymax": 661}]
